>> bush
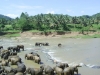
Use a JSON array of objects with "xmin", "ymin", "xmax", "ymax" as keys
[{"xmin": 4, "ymin": 25, "xmax": 13, "ymax": 31}]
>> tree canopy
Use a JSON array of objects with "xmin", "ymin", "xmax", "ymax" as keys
[{"xmin": 0, "ymin": 12, "xmax": 100, "ymax": 33}]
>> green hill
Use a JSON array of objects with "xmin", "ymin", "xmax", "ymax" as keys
[{"xmin": 0, "ymin": 14, "xmax": 13, "ymax": 20}]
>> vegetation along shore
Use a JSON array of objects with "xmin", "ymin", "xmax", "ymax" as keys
[{"xmin": 0, "ymin": 12, "xmax": 100, "ymax": 38}]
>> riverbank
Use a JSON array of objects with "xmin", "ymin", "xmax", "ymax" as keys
[{"xmin": 1, "ymin": 31, "xmax": 100, "ymax": 39}]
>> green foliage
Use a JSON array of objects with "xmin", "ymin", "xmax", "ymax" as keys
[
  {"xmin": 17, "ymin": 12, "xmax": 33, "ymax": 31},
  {"xmin": 0, "ymin": 12, "xmax": 100, "ymax": 34},
  {"xmin": 3, "ymin": 33, "xmax": 20, "ymax": 37},
  {"xmin": 3, "ymin": 25, "xmax": 13, "ymax": 31}
]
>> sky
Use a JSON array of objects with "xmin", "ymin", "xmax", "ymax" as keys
[{"xmin": 0, "ymin": 0, "xmax": 100, "ymax": 18}]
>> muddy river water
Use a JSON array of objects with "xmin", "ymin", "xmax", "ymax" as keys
[{"xmin": 0, "ymin": 37, "xmax": 100, "ymax": 75}]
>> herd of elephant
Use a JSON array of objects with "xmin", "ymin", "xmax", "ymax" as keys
[{"xmin": 0, "ymin": 43, "xmax": 81, "ymax": 75}]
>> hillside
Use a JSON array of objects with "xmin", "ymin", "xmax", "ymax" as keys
[{"xmin": 0, "ymin": 14, "xmax": 13, "ymax": 20}]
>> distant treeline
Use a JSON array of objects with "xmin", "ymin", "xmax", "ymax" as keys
[{"xmin": 0, "ymin": 12, "xmax": 100, "ymax": 34}]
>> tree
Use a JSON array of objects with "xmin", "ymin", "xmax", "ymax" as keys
[{"xmin": 16, "ymin": 12, "xmax": 33, "ymax": 31}]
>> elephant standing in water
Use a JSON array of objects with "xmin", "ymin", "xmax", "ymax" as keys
[
  {"xmin": 40, "ymin": 64, "xmax": 54, "ymax": 75},
  {"xmin": 53, "ymin": 66, "xmax": 63, "ymax": 75},
  {"xmin": 0, "ymin": 59, "xmax": 9, "ymax": 66},
  {"xmin": 8, "ymin": 46, "xmax": 20, "ymax": 52},
  {"xmin": 56, "ymin": 62, "xmax": 69, "ymax": 70},
  {"xmin": 25, "ymin": 53, "xmax": 33, "ymax": 60},
  {"xmin": 58, "ymin": 43, "xmax": 62, "ymax": 47},
  {"xmin": 1, "ymin": 50, "xmax": 10, "ymax": 59},
  {"xmin": 17, "ymin": 62, "xmax": 26, "ymax": 73},
  {"xmin": 35, "ymin": 42, "xmax": 49, "ymax": 46},
  {"xmin": 0, "ymin": 46, "xmax": 3, "ymax": 54},
  {"xmin": 0, "ymin": 46, "xmax": 3, "ymax": 50},
  {"xmin": 17, "ymin": 45, "xmax": 24, "ymax": 51},
  {"xmin": 26, "ymin": 67, "xmax": 43, "ymax": 75},
  {"xmin": 12, "ymin": 62, "xmax": 26, "ymax": 74},
  {"xmin": 63, "ymin": 66, "xmax": 78, "ymax": 75},
  {"xmin": 8, "ymin": 56, "xmax": 22, "ymax": 65},
  {"xmin": 3, "ymin": 66, "xmax": 13, "ymax": 73}
]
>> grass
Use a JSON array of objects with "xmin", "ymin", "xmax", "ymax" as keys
[
  {"xmin": 3, "ymin": 30, "xmax": 21, "ymax": 32},
  {"xmin": 3, "ymin": 33, "xmax": 20, "ymax": 37},
  {"xmin": 73, "ymin": 34, "xmax": 100, "ymax": 38}
]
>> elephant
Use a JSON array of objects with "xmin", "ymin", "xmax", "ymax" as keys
[
  {"xmin": 17, "ymin": 45, "xmax": 24, "ymax": 51},
  {"xmin": 33, "ymin": 56, "xmax": 41, "ymax": 64},
  {"xmin": 26, "ymin": 67, "xmax": 43, "ymax": 75},
  {"xmin": 0, "ymin": 68, "xmax": 4, "ymax": 74},
  {"xmin": 70, "ymin": 66, "xmax": 78, "ymax": 75},
  {"xmin": 8, "ymin": 46, "xmax": 20, "ymax": 52},
  {"xmin": 53, "ymin": 66, "xmax": 63, "ymax": 75},
  {"xmin": 2, "ymin": 66, "xmax": 13, "ymax": 73},
  {"xmin": 3, "ymin": 52, "xmax": 10, "ymax": 60},
  {"xmin": 25, "ymin": 68, "xmax": 34, "ymax": 75},
  {"xmin": 12, "ymin": 46, "xmax": 20, "ymax": 52},
  {"xmin": 25, "ymin": 53, "xmax": 33, "ymax": 60},
  {"xmin": 64, "ymin": 63, "xmax": 69, "ymax": 68},
  {"xmin": 0, "ymin": 46, "xmax": 3, "ymax": 49},
  {"xmin": 7, "ymin": 46, "xmax": 14, "ymax": 52},
  {"xmin": 40, "ymin": 64, "xmax": 54, "ymax": 75},
  {"xmin": 63, "ymin": 67, "xmax": 71, "ymax": 75},
  {"xmin": 58, "ymin": 43, "xmax": 62, "ymax": 47},
  {"xmin": 56, "ymin": 62, "xmax": 69, "ymax": 70},
  {"xmin": 0, "ymin": 73, "xmax": 7, "ymax": 75},
  {"xmin": 1, "ymin": 60, "xmax": 9, "ymax": 66},
  {"xmin": 8, "ymin": 56, "xmax": 22, "ymax": 65},
  {"xmin": 16, "ymin": 62, "xmax": 26, "ymax": 73},
  {"xmin": 1, "ymin": 50, "xmax": 10, "ymax": 59},
  {"xmin": 42, "ymin": 43, "xmax": 49, "ymax": 46},
  {"xmin": 35, "ymin": 42, "xmax": 49, "ymax": 46},
  {"xmin": 35, "ymin": 42, "xmax": 43, "ymax": 46},
  {"xmin": 35, "ymin": 42, "xmax": 39, "ymax": 46},
  {"xmin": 63, "ymin": 66, "xmax": 78, "ymax": 75},
  {"xmin": 13, "ymin": 67, "xmax": 25, "ymax": 74}
]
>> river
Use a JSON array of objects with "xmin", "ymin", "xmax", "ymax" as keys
[{"xmin": 0, "ymin": 37, "xmax": 100, "ymax": 75}]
